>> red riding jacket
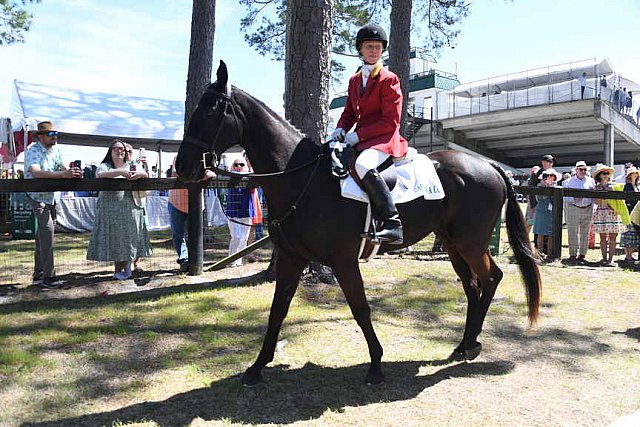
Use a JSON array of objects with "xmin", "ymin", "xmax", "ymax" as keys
[{"xmin": 336, "ymin": 64, "xmax": 408, "ymax": 158}]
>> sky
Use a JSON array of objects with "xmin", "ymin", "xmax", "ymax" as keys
[{"xmin": 1, "ymin": 0, "xmax": 639, "ymax": 166}]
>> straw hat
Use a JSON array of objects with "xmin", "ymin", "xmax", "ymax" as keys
[
  {"xmin": 539, "ymin": 168, "xmax": 562, "ymax": 181},
  {"xmin": 36, "ymin": 121, "xmax": 56, "ymax": 134},
  {"xmin": 592, "ymin": 164, "xmax": 615, "ymax": 181},
  {"xmin": 625, "ymin": 166, "xmax": 639, "ymax": 179}
]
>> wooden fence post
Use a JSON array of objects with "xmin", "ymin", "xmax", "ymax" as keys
[
  {"xmin": 187, "ymin": 183, "xmax": 203, "ymax": 275},
  {"xmin": 551, "ymin": 187, "xmax": 564, "ymax": 260}
]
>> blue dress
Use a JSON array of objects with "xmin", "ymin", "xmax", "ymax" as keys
[{"xmin": 533, "ymin": 194, "xmax": 553, "ymax": 236}]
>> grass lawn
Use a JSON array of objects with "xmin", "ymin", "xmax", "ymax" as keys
[{"xmin": 0, "ymin": 234, "xmax": 639, "ymax": 426}]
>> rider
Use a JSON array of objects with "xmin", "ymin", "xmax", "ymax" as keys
[{"xmin": 331, "ymin": 23, "xmax": 408, "ymax": 244}]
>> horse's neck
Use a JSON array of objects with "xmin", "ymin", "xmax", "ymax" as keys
[
  {"xmin": 243, "ymin": 111, "xmax": 316, "ymax": 173},
  {"xmin": 236, "ymin": 89, "xmax": 321, "ymax": 172}
]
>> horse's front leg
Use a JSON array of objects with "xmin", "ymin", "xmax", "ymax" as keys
[
  {"xmin": 241, "ymin": 251, "xmax": 307, "ymax": 386},
  {"xmin": 332, "ymin": 260, "xmax": 384, "ymax": 385}
]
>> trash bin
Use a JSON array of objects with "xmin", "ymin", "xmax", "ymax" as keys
[
  {"xmin": 11, "ymin": 193, "xmax": 36, "ymax": 239},
  {"xmin": 489, "ymin": 217, "xmax": 501, "ymax": 256}
]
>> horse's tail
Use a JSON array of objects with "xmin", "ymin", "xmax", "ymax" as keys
[{"xmin": 492, "ymin": 164, "xmax": 541, "ymax": 326}]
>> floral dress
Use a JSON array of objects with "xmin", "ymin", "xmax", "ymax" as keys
[
  {"xmin": 86, "ymin": 163, "xmax": 152, "ymax": 262},
  {"xmin": 592, "ymin": 183, "xmax": 622, "ymax": 234}
]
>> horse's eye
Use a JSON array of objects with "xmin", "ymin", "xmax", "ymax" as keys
[{"xmin": 204, "ymin": 104, "xmax": 217, "ymax": 116}]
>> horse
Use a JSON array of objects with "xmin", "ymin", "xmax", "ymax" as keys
[{"xmin": 176, "ymin": 61, "xmax": 541, "ymax": 386}]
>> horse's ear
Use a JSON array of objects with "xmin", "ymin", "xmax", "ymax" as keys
[{"xmin": 216, "ymin": 61, "xmax": 229, "ymax": 91}]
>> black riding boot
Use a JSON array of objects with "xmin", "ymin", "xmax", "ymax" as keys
[{"xmin": 361, "ymin": 169, "xmax": 403, "ymax": 244}]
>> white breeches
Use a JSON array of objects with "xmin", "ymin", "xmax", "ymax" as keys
[
  {"xmin": 228, "ymin": 217, "xmax": 252, "ymax": 256},
  {"xmin": 355, "ymin": 148, "xmax": 390, "ymax": 179}
]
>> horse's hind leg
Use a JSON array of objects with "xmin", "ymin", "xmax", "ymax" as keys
[
  {"xmin": 331, "ymin": 260, "xmax": 384, "ymax": 385},
  {"xmin": 444, "ymin": 246, "xmax": 481, "ymax": 360},
  {"xmin": 241, "ymin": 252, "xmax": 307, "ymax": 386},
  {"xmin": 450, "ymin": 248, "xmax": 503, "ymax": 361}
]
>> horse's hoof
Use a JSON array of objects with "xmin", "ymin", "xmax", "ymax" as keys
[
  {"xmin": 241, "ymin": 370, "xmax": 263, "ymax": 387},
  {"xmin": 365, "ymin": 370, "xmax": 385, "ymax": 386},
  {"xmin": 465, "ymin": 343, "xmax": 482, "ymax": 360},
  {"xmin": 449, "ymin": 349, "xmax": 466, "ymax": 362}
]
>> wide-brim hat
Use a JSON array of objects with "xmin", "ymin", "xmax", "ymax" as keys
[
  {"xmin": 592, "ymin": 164, "xmax": 615, "ymax": 181},
  {"xmin": 625, "ymin": 166, "xmax": 639, "ymax": 178},
  {"xmin": 539, "ymin": 168, "xmax": 562, "ymax": 181}
]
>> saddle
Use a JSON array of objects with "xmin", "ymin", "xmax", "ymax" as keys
[{"xmin": 329, "ymin": 144, "xmax": 444, "ymax": 260}]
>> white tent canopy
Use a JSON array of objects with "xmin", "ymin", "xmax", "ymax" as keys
[{"xmin": 10, "ymin": 80, "xmax": 185, "ymax": 152}]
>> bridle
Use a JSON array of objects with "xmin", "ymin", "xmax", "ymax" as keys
[
  {"xmin": 180, "ymin": 86, "xmax": 328, "ymax": 235},
  {"xmin": 181, "ymin": 88, "xmax": 326, "ymax": 179}
]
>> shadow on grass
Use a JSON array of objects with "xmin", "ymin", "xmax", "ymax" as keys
[
  {"xmin": 0, "ymin": 269, "xmax": 271, "ymax": 314},
  {"xmin": 613, "ymin": 326, "xmax": 640, "ymax": 342},
  {"xmin": 21, "ymin": 359, "xmax": 515, "ymax": 427}
]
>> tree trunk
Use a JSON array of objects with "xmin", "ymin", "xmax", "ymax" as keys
[
  {"xmin": 388, "ymin": 0, "xmax": 412, "ymax": 139},
  {"xmin": 284, "ymin": 0, "xmax": 336, "ymax": 284},
  {"xmin": 184, "ymin": 0, "xmax": 216, "ymax": 130},
  {"xmin": 284, "ymin": 0, "xmax": 333, "ymax": 143}
]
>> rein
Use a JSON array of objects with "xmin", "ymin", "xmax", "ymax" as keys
[{"xmin": 182, "ymin": 88, "xmax": 328, "ymax": 230}]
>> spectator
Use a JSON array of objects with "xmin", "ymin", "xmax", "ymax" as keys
[
  {"xmin": 126, "ymin": 142, "xmax": 148, "ymax": 272},
  {"xmin": 620, "ymin": 167, "xmax": 640, "ymax": 264},
  {"xmin": 563, "ymin": 161, "xmax": 594, "ymax": 265},
  {"xmin": 528, "ymin": 154, "xmax": 555, "ymax": 251},
  {"xmin": 600, "ymin": 75, "xmax": 607, "ymax": 89},
  {"xmin": 614, "ymin": 162, "xmax": 634, "ymax": 183},
  {"xmin": 167, "ymin": 157, "xmax": 189, "ymax": 273},
  {"xmin": 24, "ymin": 121, "xmax": 83, "ymax": 288},
  {"xmin": 592, "ymin": 164, "xmax": 623, "ymax": 266},
  {"xmin": 525, "ymin": 165, "xmax": 540, "ymax": 236},
  {"xmin": 625, "ymin": 91, "xmax": 633, "ymax": 116},
  {"xmin": 578, "ymin": 72, "xmax": 587, "ymax": 99},
  {"xmin": 86, "ymin": 139, "xmax": 151, "ymax": 280},
  {"xmin": 225, "ymin": 158, "xmax": 252, "ymax": 267},
  {"xmin": 636, "ymin": 105, "xmax": 640, "ymax": 125},
  {"xmin": 619, "ymin": 88, "xmax": 628, "ymax": 112},
  {"xmin": 613, "ymin": 88, "xmax": 621, "ymax": 111},
  {"xmin": 533, "ymin": 168, "xmax": 561, "ymax": 260}
]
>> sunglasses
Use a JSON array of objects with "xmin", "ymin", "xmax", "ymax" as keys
[
  {"xmin": 233, "ymin": 163, "xmax": 245, "ymax": 167},
  {"xmin": 577, "ymin": 168, "xmax": 587, "ymax": 171},
  {"xmin": 112, "ymin": 146, "xmax": 126, "ymax": 152},
  {"xmin": 600, "ymin": 172, "xmax": 610, "ymax": 176},
  {"xmin": 40, "ymin": 131, "xmax": 58, "ymax": 136}
]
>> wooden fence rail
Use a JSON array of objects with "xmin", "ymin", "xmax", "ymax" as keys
[{"xmin": 0, "ymin": 177, "xmax": 250, "ymax": 276}]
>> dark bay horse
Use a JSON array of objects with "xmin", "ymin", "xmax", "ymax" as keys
[{"xmin": 176, "ymin": 61, "xmax": 541, "ymax": 386}]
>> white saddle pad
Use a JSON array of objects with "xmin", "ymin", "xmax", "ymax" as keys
[{"xmin": 340, "ymin": 150, "xmax": 445, "ymax": 204}]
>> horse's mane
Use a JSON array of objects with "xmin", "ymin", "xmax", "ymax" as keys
[{"xmin": 233, "ymin": 86, "xmax": 307, "ymax": 140}]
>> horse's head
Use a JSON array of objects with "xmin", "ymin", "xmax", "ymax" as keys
[{"xmin": 176, "ymin": 61, "xmax": 243, "ymax": 182}]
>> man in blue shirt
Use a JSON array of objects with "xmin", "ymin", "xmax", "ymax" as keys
[{"xmin": 24, "ymin": 121, "xmax": 83, "ymax": 288}]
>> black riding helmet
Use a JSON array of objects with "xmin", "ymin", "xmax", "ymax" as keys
[{"xmin": 355, "ymin": 24, "xmax": 388, "ymax": 52}]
